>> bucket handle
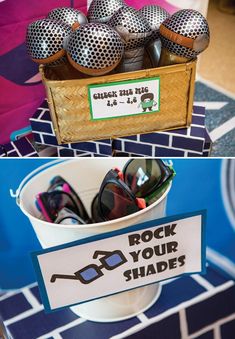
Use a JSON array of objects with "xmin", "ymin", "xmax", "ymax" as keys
[{"xmin": 10, "ymin": 159, "xmax": 71, "ymax": 205}]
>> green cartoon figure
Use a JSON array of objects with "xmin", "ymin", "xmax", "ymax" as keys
[{"xmin": 138, "ymin": 93, "xmax": 157, "ymax": 112}]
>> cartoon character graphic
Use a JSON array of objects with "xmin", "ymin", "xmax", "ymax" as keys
[{"xmin": 138, "ymin": 93, "xmax": 157, "ymax": 112}]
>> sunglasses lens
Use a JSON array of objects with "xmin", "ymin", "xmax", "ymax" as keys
[
  {"xmin": 80, "ymin": 267, "xmax": 100, "ymax": 282},
  {"xmin": 124, "ymin": 159, "xmax": 162, "ymax": 197},
  {"xmin": 100, "ymin": 182, "xmax": 139, "ymax": 220},
  {"xmin": 104, "ymin": 253, "xmax": 124, "ymax": 268}
]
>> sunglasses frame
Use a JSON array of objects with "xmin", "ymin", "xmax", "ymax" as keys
[
  {"xmin": 36, "ymin": 190, "xmax": 81, "ymax": 222},
  {"xmin": 74, "ymin": 264, "xmax": 104, "ymax": 284},
  {"xmin": 49, "ymin": 176, "xmax": 90, "ymax": 222},
  {"xmin": 122, "ymin": 159, "xmax": 175, "ymax": 203},
  {"xmin": 36, "ymin": 176, "xmax": 91, "ymax": 223},
  {"xmin": 96, "ymin": 160, "xmax": 175, "ymax": 221},
  {"xmin": 93, "ymin": 250, "xmax": 128, "ymax": 270},
  {"xmin": 91, "ymin": 193, "xmax": 104, "ymax": 223},
  {"xmin": 97, "ymin": 169, "xmax": 144, "ymax": 221},
  {"xmin": 54, "ymin": 207, "xmax": 86, "ymax": 225}
]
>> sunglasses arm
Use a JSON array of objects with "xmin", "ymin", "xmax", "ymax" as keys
[
  {"xmin": 50, "ymin": 274, "xmax": 78, "ymax": 283},
  {"xmin": 136, "ymin": 198, "xmax": 146, "ymax": 209},
  {"xmin": 113, "ymin": 167, "xmax": 124, "ymax": 181}
]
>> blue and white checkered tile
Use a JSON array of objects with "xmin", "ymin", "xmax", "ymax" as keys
[
  {"xmin": 113, "ymin": 106, "xmax": 211, "ymax": 157},
  {"xmin": 1, "ymin": 265, "xmax": 234, "ymax": 339},
  {"xmin": 30, "ymin": 101, "xmax": 113, "ymax": 157},
  {"xmin": 56, "ymin": 147, "xmax": 110, "ymax": 157},
  {"xmin": 113, "ymin": 151, "xmax": 144, "ymax": 157},
  {"xmin": 194, "ymin": 79, "xmax": 235, "ymax": 157},
  {"xmin": 0, "ymin": 136, "xmax": 38, "ymax": 157}
]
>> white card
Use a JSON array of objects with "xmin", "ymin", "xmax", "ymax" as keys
[
  {"xmin": 32, "ymin": 211, "xmax": 206, "ymax": 312},
  {"xmin": 88, "ymin": 77, "xmax": 160, "ymax": 120}
]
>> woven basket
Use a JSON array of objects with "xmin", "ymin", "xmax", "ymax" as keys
[{"xmin": 40, "ymin": 59, "xmax": 196, "ymax": 144}]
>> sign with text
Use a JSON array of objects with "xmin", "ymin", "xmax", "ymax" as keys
[
  {"xmin": 88, "ymin": 77, "xmax": 160, "ymax": 120},
  {"xmin": 32, "ymin": 211, "xmax": 206, "ymax": 312}
]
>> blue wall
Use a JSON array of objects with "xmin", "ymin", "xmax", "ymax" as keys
[
  {"xmin": 166, "ymin": 159, "xmax": 234, "ymax": 262},
  {"xmin": 0, "ymin": 159, "xmax": 50, "ymax": 289}
]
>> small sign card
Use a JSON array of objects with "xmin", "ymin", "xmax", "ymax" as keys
[
  {"xmin": 88, "ymin": 77, "xmax": 160, "ymax": 120},
  {"xmin": 32, "ymin": 211, "xmax": 206, "ymax": 312}
]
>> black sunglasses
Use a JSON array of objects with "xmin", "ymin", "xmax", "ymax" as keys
[
  {"xmin": 92, "ymin": 159, "xmax": 175, "ymax": 221},
  {"xmin": 36, "ymin": 160, "xmax": 175, "ymax": 223},
  {"xmin": 36, "ymin": 176, "xmax": 91, "ymax": 223}
]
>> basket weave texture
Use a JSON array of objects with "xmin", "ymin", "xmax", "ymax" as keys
[{"xmin": 40, "ymin": 60, "xmax": 196, "ymax": 144}]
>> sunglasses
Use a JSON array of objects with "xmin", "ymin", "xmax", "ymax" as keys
[
  {"xmin": 36, "ymin": 160, "xmax": 175, "ymax": 224},
  {"xmin": 50, "ymin": 250, "xmax": 127, "ymax": 284},
  {"xmin": 54, "ymin": 207, "xmax": 86, "ymax": 225},
  {"xmin": 92, "ymin": 159, "xmax": 175, "ymax": 221},
  {"xmin": 36, "ymin": 176, "xmax": 90, "ymax": 223}
]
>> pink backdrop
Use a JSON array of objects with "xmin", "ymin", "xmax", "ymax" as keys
[{"xmin": 0, "ymin": 0, "xmax": 179, "ymax": 144}]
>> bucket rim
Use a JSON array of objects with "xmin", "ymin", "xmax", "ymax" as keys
[{"xmin": 19, "ymin": 182, "xmax": 172, "ymax": 229}]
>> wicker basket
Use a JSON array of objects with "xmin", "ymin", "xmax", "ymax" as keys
[{"xmin": 40, "ymin": 59, "xmax": 196, "ymax": 144}]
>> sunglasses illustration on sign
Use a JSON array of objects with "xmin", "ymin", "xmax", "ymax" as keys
[{"xmin": 50, "ymin": 250, "xmax": 127, "ymax": 285}]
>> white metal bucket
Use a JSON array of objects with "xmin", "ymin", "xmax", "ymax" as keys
[{"xmin": 14, "ymin": 158, "xmax": 172, "ymax": 322}]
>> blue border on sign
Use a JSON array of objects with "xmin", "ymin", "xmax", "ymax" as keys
[{"xmin": 31, "ymin": 210, "xmax": 207, "ymax": 313}]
